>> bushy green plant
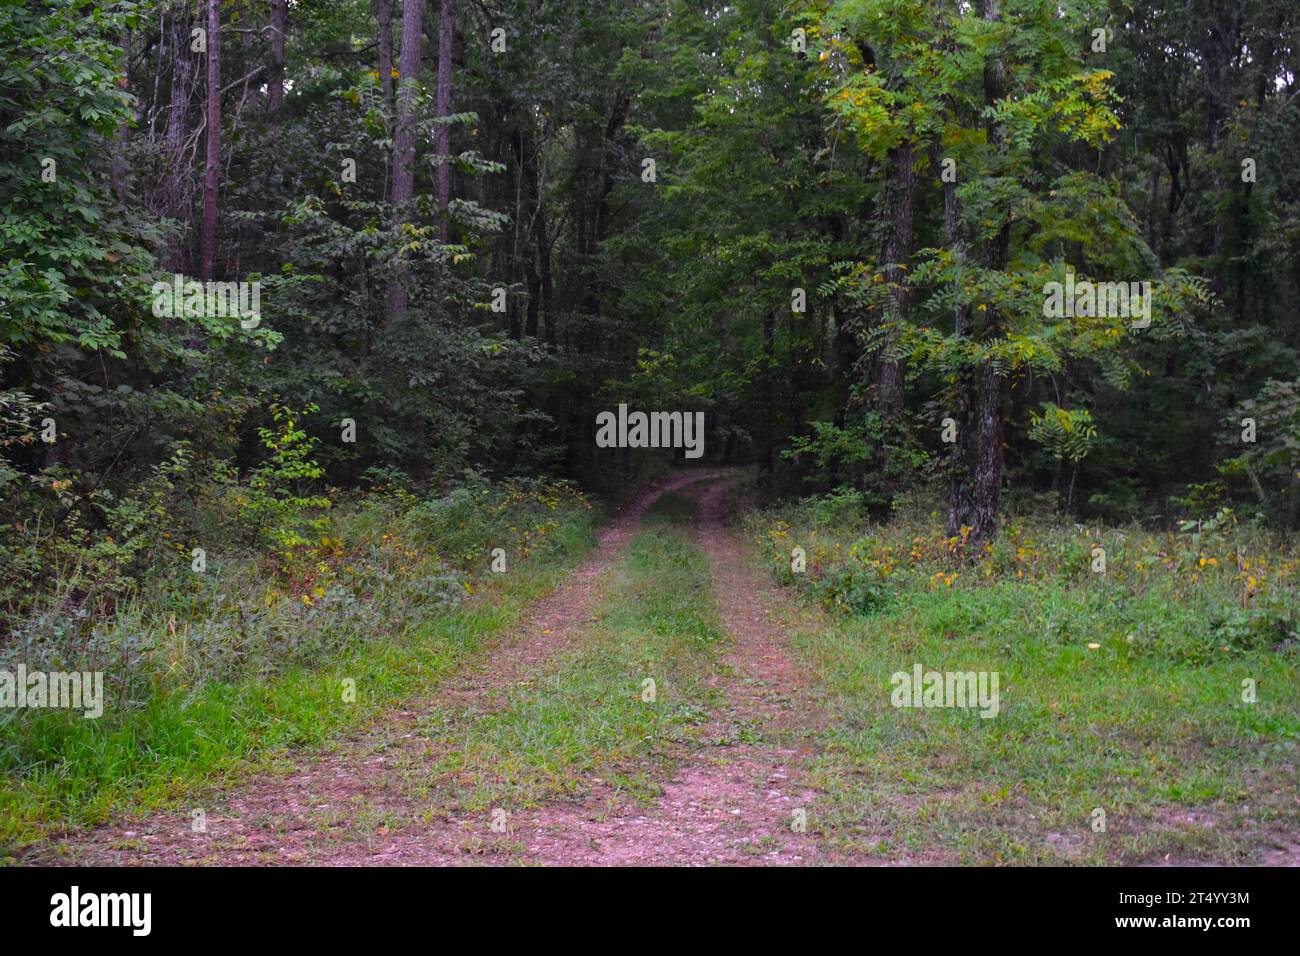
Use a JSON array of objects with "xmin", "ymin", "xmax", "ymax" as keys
[
  {"xmin": 239, "ymin": 403, "xmax": 332, "ymax": 563},
  {"xmin": 805, "ymin": 485, "xmax": 870, "ymax": 529},
  {"xmin": 1211, "ymin": 593, "xmax": 1298, "ymax": 654}
]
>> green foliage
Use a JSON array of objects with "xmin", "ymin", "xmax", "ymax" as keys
[
  {"xmin": 1221, "ymin": 379, "xmax": 1300, "ymax": 522},
  {"xmin": 753, "ymin": 487, "xmax": 1300, "ymax": 665},
  {"xmin": 1028, "ymin": 403, "xmax": 1098, "ymax": 464},
  {"xmin": 241, "ymin": 403, "xmax": 331, "ymax": 559},
  {"xmin": 0, "ymin": 477, "xmax": 597, "ymax": 856},
  {"xmin": 0, "ymin": 0, "xmax": 145, "ymax": 356},
  {"xmin": 786, "ymin": 422, "xmax": 875, "ymax": 473},
  {"xmin": 0, "ymin": 345, "xmax": 46, "ymax": 482},
  {"xmin": 5, "ymin": 0, "xmax": 1294, "ymax": 567},
  {"xmin": 806, "ymin": 484, "xmax": 872, "ymax": 529}
]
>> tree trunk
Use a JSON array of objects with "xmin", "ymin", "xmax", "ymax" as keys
[
  {"xmin": 390, "ymin": 0, "xmax": 424, "ymax": 210},
  {"xmin": 507, "ymin": 124, "xmax": 524, "ymax": 339},
  {"xmin": 267, "ymin": 0, "xmax": 286, "ymax": 114},
  {"xmin": 1288, "ymin": 465, "xmax": 1300, "ymax": 530},
  {"xmin": 873, "ymin": 142, "xmax": 916, "ymax": 506},
  {"xmin": 386, "ymin": 0, "xmax": 425, "ymax": 323},
  {"xmin": 1199, "ymin": 3, "xmax": 1239, "ymax": 299},
  {"xmin": 933, "ymin": 140, "xmax": 974, "ymax": 536},
  {"xmin": 434, "ymin": 0, "xmax": 454, "ymax": 241},
  {"xmin": 969, "ymin": 0, "xmax": 1008, "ymax": 545},
  {"xmin": 525, "ymin": 265, "xmax": 540, "ymax": 337},
  {"xmin": 579, "ymin": 92, "xmax": 630, "ymax": 322},
  {"xmin": 538, "ymin": 202, "xmax": 555, "ymax": 345},
  {"xmin": 520, "ymin": 123, "xmax": 549, "ymax": 340},
  {"xmin": 111, "ymin": 29, "xmax": 131, "ymax": 203},
  {"xmin": 162, "ymin": 9, "xmax": 195, "ymax": 269},
  {"xmin": 875, "ymin": 143, "xmax": 915, "ymax": 412},
  {"xmin": 970, "ymin": 362, "xmax": 1005, "ymax": 541},
  {"xmin": 200, "ymin": 0, "xmax": 221, "ymax": 280},
  {"xmin": 761, "ymin": 307, "xmax": 777, "ymax": 478},
  {"xmin": 377, "ymin": 0, "xmax": 393, "ymax": 106}
]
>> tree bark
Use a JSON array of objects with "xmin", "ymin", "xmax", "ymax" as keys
[
  {"xmin": 538, "ymin": 202, "xmax": 555, "ymax": 345},
  {"xmin": 935, "ymin": 139, "xmax": 975, "ymax": 537},
  {"xmin": 525, "ymin": 265, "xmax": 540, "ymax": 337},
  {"xmin": 111, "ymin": 29, "xmax": 131, "ymax": 203},
  {"xmin": 579, "ymin": 91, "xmax": 630, "ymax": 323},
  {"xmin": 1198, "ymin": 3, "xmax": 1240, "ymax": 298},
  {"xmin": 161, "ymin": 8, "xmax": 195, "ymax": 269},
  {"xmin": 267, "ymin": 0, "xmax": 286, "ymax": 114},
  {"xmin": 386, "ymin": 0, "xmax": 425, "ymax": 322},
  {"xmin": 969, "ymin": 0, "xmax": 1009, "ymax": 545},
  {"xmin": 377, "ymin": 0, "xmax": 393, "ymax": 106},
  {"xmin": 761, "ymin": 307, "xmax": 777, "ymax": 478},
  {"xmin": 519, "ymin": 124, "xmax": 552, "ymax": 340},
  {"xmin": 434, "ymin": 0, "xmax": 454, "ymax": 241},
  {"xmin": 873, "ymin": 142, "xmax": 916, "ymax": 506},
  {"xmin": 875, "ymin": 143, "xmax": 915, "ymax": 413},
  {"xmin": 507, "ymin": 124, "xmax": 524, "ymax": 338},
  {"xmin": 200, "ymin": 0, "xmax": 221, "ymax": 280},
  {"xmin": 1288, "ymin": 466, "xmax": 1300, "ymax": 530}
]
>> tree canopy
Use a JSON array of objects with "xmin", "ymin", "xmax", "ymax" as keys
[{"xmin": 2, "ymin": 0, "xmax": 1298, "ymax": 619}]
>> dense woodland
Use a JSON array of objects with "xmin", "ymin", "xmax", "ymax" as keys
[
  {"xmin": 3, "ymin": 0, "xmax": 1300, "ymax": 867},
  {"xmin": 2, "ymin": 0, "xmax": 1299, "ymax": 618}
]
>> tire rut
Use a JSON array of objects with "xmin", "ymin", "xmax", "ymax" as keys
[
  {"xmin": 504, "ymin": 477, "xmax": 847, "ymax": 866},
  {"xmin": 43, "ymin": 471, "xmax": 721, "ymax": 866}
]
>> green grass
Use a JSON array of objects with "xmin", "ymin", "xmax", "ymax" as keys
[
  {"xmin": 750, "ymin": 496, "xmax": 1300, "ymax": 864},
  {"xmin": 0, "ymin": 489, "xmax": 597, "ymax": 862},
  {"xmin": 409, "ymin": 492, "xmax": 728, "ymax": 812},
  {"xmin": 13, "ymin": 474, "xmax": 1292, "ymax": 867}
]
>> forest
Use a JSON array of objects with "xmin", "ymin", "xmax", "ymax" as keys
[{"xmin": 1, "ymin": 0, "xmax": 1297, "ymax": 868}]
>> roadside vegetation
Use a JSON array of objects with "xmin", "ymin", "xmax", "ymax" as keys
[
  {"xmin": 0, "ymin": 451, "xmax": 595, "ymax": 860},
  {"xmin": 748, "ymin": 488, "xmax": 1300, "ymax": 863}
]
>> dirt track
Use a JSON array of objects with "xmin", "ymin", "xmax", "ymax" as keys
[{"xmin": 44, "ymin": 471, "xmax": 841, "ymax": 866}]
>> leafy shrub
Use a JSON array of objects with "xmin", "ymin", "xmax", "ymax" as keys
[
  {"xmin": 1211, "ymin": 595, "xmax": 1298, "ymax": 653},
  {"xmin": 2, "ymin": 474, "xmax": 593, "ymax": 701},
  {"xmin": 805, "ymin": 486, "xmax": 871, "ymax": 530},
  {"xmin": 748, "ymin": 489, "xmax": 1300, "ymax": 664},
  {"xmin": 812, "ymin": 562, "xmax": 897, "ymax": 614},
  {"xmin": 238, "ymin": 403, "xmax": 332, "ymax": 563}
]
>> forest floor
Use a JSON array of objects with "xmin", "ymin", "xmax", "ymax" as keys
[
  {"xmin": 29, "ymin": 470, "xmax": 1299, "ymax": 866},
  {"xmin": 38, "ymin": 472, "xmax": 859, "ymax": 865}
]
